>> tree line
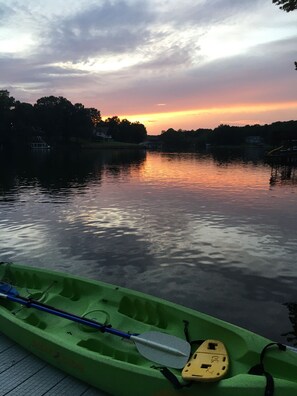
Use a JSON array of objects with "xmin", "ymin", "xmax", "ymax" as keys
[
  {"xmin": 160, "ymin": 121, "xmax": 297, "ymax": 150},
  {"xmin": 0, "ymin": 90, "xmax": 147, "ymax": 149}
]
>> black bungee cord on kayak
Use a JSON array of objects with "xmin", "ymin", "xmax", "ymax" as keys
[{"xmin": 248, "ymin": 342, "xmax": 287, "ymax": 396}]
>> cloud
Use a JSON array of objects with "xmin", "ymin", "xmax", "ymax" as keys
[
  {"xmin": 0, "ymin": 0, "xmax": 296, "ymax": 133},
  {"xmin": 39, "ymin": 0, "xmax": 156, "ymax": 62},
  {"xmin": 0, "ymin": 3, "xmax": 13, "ymax": 20},
  {"xmin": 93, "ymin": 35, "xmax": 297, "ymax": 115},
  {"xmin": 157, "ymin": 0, "xmax": 263, "ymax": 27}
]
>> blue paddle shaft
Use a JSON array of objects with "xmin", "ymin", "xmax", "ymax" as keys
[
  {"xmin": 0, "ymin": 289, "xmax": 191, "ymax": 368},
  {"xmin": 0, "ymin": 292, "xmax": 130, "ymax": 339}
]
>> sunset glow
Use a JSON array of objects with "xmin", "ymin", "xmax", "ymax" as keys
[
  {"xmin": 111, "ymin": 101, "xmax": 297, "ymax": 133},
  {"xmin": 0, "ymin": 0, "xmax": 296, "ymax": 135}
]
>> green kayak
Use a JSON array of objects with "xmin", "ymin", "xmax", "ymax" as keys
[{"xmin": 0, "ymin": 262, "xmax": 296, "ymax": 396}]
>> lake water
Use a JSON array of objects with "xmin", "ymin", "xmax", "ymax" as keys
[{"xmin": 0, "ymin": 148, "xmax": 296, "ymax": 345}]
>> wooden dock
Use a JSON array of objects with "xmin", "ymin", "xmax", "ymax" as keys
[{"xmin": 0, "ymin": 333, "xmax": 108, "ymax": 396}]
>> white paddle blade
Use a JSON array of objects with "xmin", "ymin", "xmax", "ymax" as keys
[{"xmin": 131, "ymin": 331, "xmax": 191, "ymax": 369}]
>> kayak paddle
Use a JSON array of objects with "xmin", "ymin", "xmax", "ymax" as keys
[{"xmin": 0, "ymin": 283, "xmax": 190, "ymax": 369}]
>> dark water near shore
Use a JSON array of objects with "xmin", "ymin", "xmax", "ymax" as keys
[{"xmin": 0, "ymin": 148, "xmax": 296, "ymax": 345}]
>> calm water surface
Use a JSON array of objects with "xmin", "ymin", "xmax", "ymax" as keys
[{"xmin": 0, "ymin": 148, "xmax": 296, "ymax": 345}]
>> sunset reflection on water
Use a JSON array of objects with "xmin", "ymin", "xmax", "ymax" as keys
[
  {"xmin": 0, "ymin": 149, "xmax": 296, "ymax": 343},
  {"xmin": 138, "ymin": 152, "xmax": 270, "ymax": 191}
]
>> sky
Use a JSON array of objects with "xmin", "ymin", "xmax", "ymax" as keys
[{"xmin": 0, "ymin": 0, "xmax": 297, "ymax": 135}]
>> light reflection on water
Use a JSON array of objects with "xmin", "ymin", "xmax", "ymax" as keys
[{"xmin": 0, "ymin": 149, "xmax": 296, "ymax": 344}]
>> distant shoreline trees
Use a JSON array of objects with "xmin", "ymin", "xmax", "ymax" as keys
[
  {"xmin": 160, "ymin": 121, "xmax": 297, "ymax": 150},
  {"xmin": 2, "ymin": 90, "xmax": 297, "ymax": 151},
  {"xmin": 0, "ymin": 90, "xmax": 147, "ymax": 149}
]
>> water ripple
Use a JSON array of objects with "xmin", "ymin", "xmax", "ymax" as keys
[{"xmin": 0, "ymin": 150, "xmax": 297, "ymax": 342}]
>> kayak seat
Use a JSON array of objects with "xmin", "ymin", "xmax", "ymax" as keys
[
  {"xmin": 23, "ymin": 312, "xmax": 47, "ymax": 330},
  {"xmin": 77, "ymin": 338, "xmax": 144, "ymax": 364},
  {"xmin": 118, "ymin": 296, "xmax": 168, "ymax": 329},
  {"xmin": 59, "ymin": 278, "xmax": 82, "ymax": 301}
]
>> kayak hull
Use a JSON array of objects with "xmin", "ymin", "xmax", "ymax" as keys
[{"xmin": 0, "ymin": 262, "xmax": 296, "ymax": 396}]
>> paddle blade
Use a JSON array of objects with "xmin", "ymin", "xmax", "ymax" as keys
[
  {"xmin": 131, "ymin": 331, "xmax": 191, "ymax": 369},
  {"xmin": 0, "ymin": 282, "xmax": 19, "ymax": 296}
]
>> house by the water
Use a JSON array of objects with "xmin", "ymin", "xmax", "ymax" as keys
[{"xmin": 30, "ymin": 136, "xmax": 51, "ymax": 150}]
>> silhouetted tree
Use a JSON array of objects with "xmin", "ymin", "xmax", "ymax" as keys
[
  {"xmin": 71, "ymin": 103, "xmax": 94, "ymax": 140},
  {"xmin": 0, "ymin": 91, "xmax": 146, "ymax": 147},
  {"xmin": 87, "ymin": 107, "xmax": 101, "ymax": 126},
  {"xmin": 0, "ymin": 90, "xmax": 15, "ymax": 147},
  {"xmin": 12, "ymin": 102, "xmax": 36, "ymax": 145},
  {"xmin": 273, "ymin": 0, "xmax": 297, "ymax": 12},
  {"xmin": 160, "ymin": 120, "xmax": 297, "ymax": 149},
  {"xmin": 34, "ymin": 96, "xmax": 74, "ymax": 142},
  {"xmin": 104, "ymin": 116, "xmax": 121, "ymax": 141},
  {"xmin": 104, "ymin": 117, "xmax": 147, "ymax": 143},
  {"xmin": 34, "ymin": 96, "xmax": 97, "ymax": 143},
  {"xmin": 120, "ymin": 120, "xmax": 147, "ymax": 143},
  {"xmin": 160, "ymin": 128, "xmax": 211, "ymax": 149},
  {"xmin": 210, "ymin": 124, "xmax": 246, "ymax": 146}
]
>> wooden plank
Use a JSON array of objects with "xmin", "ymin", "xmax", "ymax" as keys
[
  {"xmin": 0, "ymin": 354, "xmax": 46, "ymax": 395},
  {"xmin": 43, "ymin": 374, "xmax": 107, "ymax": 396},
  {"xmin": 0, "ymin": 344, "xmax": 29, "ymax": 373},
  {"xmin": 0, "ymin": 333, "xmax": 14, "ymax": 352},
  {"xmin": 0, "ymin": 333, "xmax": 109, "ymax": 395},
  {"xmin": 83, "ymin": 388, "xmax": 111, "ymax": 396}
]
